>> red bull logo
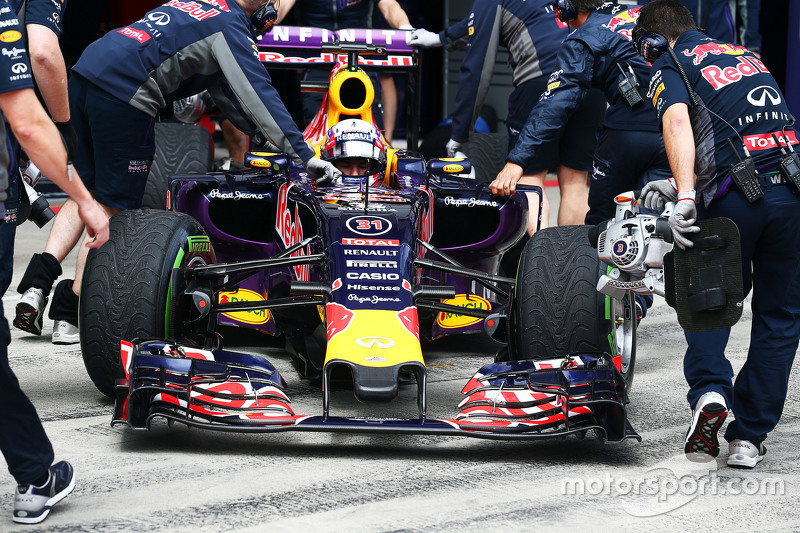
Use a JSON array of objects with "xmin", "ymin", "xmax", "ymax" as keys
[
  {"xmin": 701, "ymin": 55, "xmax": 768, "ymax": 90},
  {"xmin": 683, "ymin": 42, "xmax": 748, "ymax": 65},
  {"xmin": 276, "ymin": 183, "xmax": 309, "ymax": 281},
  {"xmin": 603, "ymin": 7, "xmax": 640, "ymax": 33}
]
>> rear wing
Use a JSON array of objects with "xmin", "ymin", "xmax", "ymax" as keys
[{"xmin": 257, "ymin": 26, "xmax": 421, "ymax": 148}]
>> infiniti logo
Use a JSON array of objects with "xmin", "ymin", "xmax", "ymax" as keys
[
  {"xmin": 355, "ymin": 336, "xmax": 395, "ymax": 349},
  {"xmin": 147, "ymin": 12, "xmax": 171, "ymax": 25},
  {"xmin": 10, "ymin": 62, "xmax": 26, "ymax": 74},
  {"xmin": 747, "ymin": 85, "xmax": 781, "ymax": 107}
]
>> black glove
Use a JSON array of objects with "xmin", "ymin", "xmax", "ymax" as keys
[{"xmin": 54, "ymin": 121, "xmax": 79, "ymax": 162}]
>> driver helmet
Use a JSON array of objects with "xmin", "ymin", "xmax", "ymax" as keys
[{"xmin": 322, "ymin": 119, "xmax": 386, "ymax": 177}]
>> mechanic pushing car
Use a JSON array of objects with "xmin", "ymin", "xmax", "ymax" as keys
[
  {"xmin": 635, "ymin": 0, "xmax": 800, "ymax": 468},
  {"xmin": 13, "ymin": 0, "xmax": 342, "ymax": 344},
  {"xmin": 0, "ymin": 4, "xmax": 109, "ymax": 524},
  {"xmin": 409, "ymin": 0, "xmax": 606, "ymax": 245},
  {"xmin": 322, "ymin": 119, "xmax": 387, "ymax": 183},
  {"xmin": 489, "ymin": 0, "xmax": 671, "ymax": 229}
]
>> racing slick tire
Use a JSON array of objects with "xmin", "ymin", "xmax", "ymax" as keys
[
  {"xmin": 141, "ymin": 122, "xmax": 213, "ymax": 209},
  {"xmin": 80, "ymin": 209, "xmax": 217, "ymax": 397},
  {"xmin": 462, "ymin": 132, "xmax": 508, "ymax": 183},
  {"xmin": 511, "ymin": 225, "xmax": 636, "ymax": 385}
]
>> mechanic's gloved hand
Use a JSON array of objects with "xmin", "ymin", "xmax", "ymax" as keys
[
  {"xmin": 304, "ymin": 157, "xmax": 342, "ymax": 186},
  {"xmin": 640, "ymin": 178, "xmax": 678, "ymax": 211},
  {"xmin": 446, "ymin": 139, "xmax": 463, "ymax": 158},
  {"xmin": 54, "ymin": 121, "xmax": 79, "ymax": 162},
  {"xmin": 668, "ymin": 198, "xmax": 701, "ymax": 250},
  {"xmin": 409, "ymin": 29, "xmax": 442, "ymax": 48}
]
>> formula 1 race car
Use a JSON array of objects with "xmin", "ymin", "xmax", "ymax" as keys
[{"xmin": 79, "ymin": 29, "xmax": 639, "ymax": 444}]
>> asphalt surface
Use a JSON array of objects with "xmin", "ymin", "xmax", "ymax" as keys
[{"xmin": 2, "ymin": 195, "xmax": 799, "ymax": 532}]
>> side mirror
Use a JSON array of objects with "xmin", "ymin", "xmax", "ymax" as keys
[{"xmin": 426, "ymin": 157, "xmax": 473, "ymax": 179}]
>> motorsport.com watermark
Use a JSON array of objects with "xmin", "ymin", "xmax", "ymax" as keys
[
  {"xmin": 559, "ymin": 453, "xmax": 786, "ymax": 517},
  {"xmin": 561, "ymin": 471, "xmax": 784, "ymax": 499}
]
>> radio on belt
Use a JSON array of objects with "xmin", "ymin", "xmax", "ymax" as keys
[
  {"xmin": 727, "ymin": 138, "xmax": 763, "ymax": 203},
  {"xmin": 772, "ymin": 133, "xmax": 800, "ymax": 193},
  {"xmin": 616, "ymin": 62, "xmax": 643, "ymax": 109}
]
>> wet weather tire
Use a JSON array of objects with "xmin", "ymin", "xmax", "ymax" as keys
[
  {"xmin": 80, "ymin": 209, "xmax": 215, "ymax": 397},
  {"xmin": 141, "ymin": 123, "xmax": 212, "ymax": 209},
  {"xmin": 512, "ymin": 225, "xmax": 636, "ymax": 385},
  {"xmin": 462, "ymin": 132, "xmax": 508, "ymax": 183}
]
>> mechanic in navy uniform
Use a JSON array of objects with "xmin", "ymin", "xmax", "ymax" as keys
[
  {"xmin": 1, "ymin": 0, "xmax": 73, "ymax": 301},
  {"xmin": 276, "ymin": 0, "xmax": 413, "ymax": 131},
  {"xmin": 0, "ymin": 3, "xmax": 109, "ymax": 523},
  {"xmin": 635, "ymin": 0, "xmax": 800, "ymax": 467},
  {"xmin": 13, "ymin": 0, "xmax": 342, "ymax": 344},
  {"xmin": 409, "ymin": 0, "xmax": 606, "ymax": 244},
  {"xmin": 489, "ymin": 0, "xmax": 672, "ymax": 230}
]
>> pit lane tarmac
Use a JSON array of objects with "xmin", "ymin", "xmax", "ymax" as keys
[{"xmin": 2, "ymin": 203, "xmax": 799, "ymax": 532}]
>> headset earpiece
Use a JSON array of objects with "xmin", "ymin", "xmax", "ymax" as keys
[
  {"xmin": 251, "ymin": 1, "xmax": 278, "ymax": 35},
  {"xmin": 551, "ymin": 0, "xmax": 577, "ymax": 23},
  {"xmin": 632, "ymin": 25, "xmax": 670, "ymax": 62}
]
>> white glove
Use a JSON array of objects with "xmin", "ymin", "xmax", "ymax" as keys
[
  {"xmin": 446, "ymin": 138, "xmax": 463, "ymax": 158},
  {"xmin": 409, "ymin": 28, "xmax": 442, "ymax": 49},
  {"xmin": 304, "ymin": 157, "xmax": 342, "ymax": 186},
  {"xmin": 640, "ymin": 178, "xmax": 678, "ymax": 211},
  {"xmin": 668, "ymin": 199, "xmax": 701, "ymax": 250}
]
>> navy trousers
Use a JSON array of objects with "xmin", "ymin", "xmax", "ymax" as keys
[
  {"xmin": 684, "ymin": 182, "xmax": 800, "ymax": 446},
  {"xmin": 0, "ymin": 245, "xmax": 54, "ymax": 485}
]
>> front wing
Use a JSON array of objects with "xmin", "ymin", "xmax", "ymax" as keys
[{"xmin": 113, "ymin": 341, "xmax": 640, "ymax": 443}]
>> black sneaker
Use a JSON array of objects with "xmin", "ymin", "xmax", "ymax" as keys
[
  {"xmin": 684, "ymin": 391, "xmax": 728, "ymax": 460},
  {"xmin": 13, "ymin": 461, "xmax": 75, "ymax": 524}
]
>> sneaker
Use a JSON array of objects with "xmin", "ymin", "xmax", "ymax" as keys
[
  {"xmin": 727, "ymin": 439, "xmax": 766, "ymax": 469},
  {"xmin": 13, "ymin": 461, "xmax": 75, "ymax": 524},
  {"xmin": 14, "ymin": 287, "xmax": 48, "ymax": 336},
  {"xmin": 684, "ymin": 391, "xmax": 728, "ymax": 459},
  {"xmin": 52, "ymin": 320, "xmax": 79, "ymax": 345}
]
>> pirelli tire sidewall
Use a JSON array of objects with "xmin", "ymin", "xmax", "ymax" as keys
[
  {"xmin": 79, "ymin": 209, "xmax": 216, "ymax": 397},
  {"xmin": 142, "ymin": 122, "xmax": 213, "ymax": 210},
  {"xmin": 511, "ymin": 224, "xmax": 634, "ymax": 384}
]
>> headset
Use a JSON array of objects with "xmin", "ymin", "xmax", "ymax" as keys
[
  {"xmin": 632, "ymin": 25, "xmax": 670, "ymax": 63},
  {"xmin": 250, "ymin": 0, "xmax": 279, "ymax": 36},
  {"xmin": 552, "ymin": 0, "xmax": 577, "ymax": 23}
]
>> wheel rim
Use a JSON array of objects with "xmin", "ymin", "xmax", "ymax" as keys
[{"xmin": 612, "ymin": 294, "xmax": 635, "ymax": 374}]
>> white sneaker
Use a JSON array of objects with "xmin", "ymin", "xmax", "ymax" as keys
[
  {"xmin": 14, "ymin": 287, "xmax": 48, "ymax": 336},
  {"xmin": 685, "ymin": 391, "xmax": 728, "ymax": 459},
  {"xmin": 51, "ymin": 320, "xmax": 79, "ymax": 345},
  {"xmin": 727, "ymin": 439, "xmax": 766, "ymax": 468}
]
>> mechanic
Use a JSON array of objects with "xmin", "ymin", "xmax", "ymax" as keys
[
  {"xmin": 489, "ymin": 1, "xmax": 672, "ymax": 233},
  {"xmin": 276, "ymin": 0, "xmax": 413, "ymax": 137},
  {"xmin": 14, "ymin": 0, "xmax": 341, "ymax": 344},
  {"xmin": 323, "ymin": 118, "xmax": 386, "ymax": 181},
  {"xmin": 0, "ymin": 4, "xmax": 109, "ymax": 524},
  {"xmin": 635, "ymin": 0, "xmax": 800, "ymax": 467},
  {"xmin": 409, "ymin": 0, "xmax": 606, "ymax": 247},
  {"xmin": 1, "ymin": 0, "xmax": 74, "ymax": 301}
]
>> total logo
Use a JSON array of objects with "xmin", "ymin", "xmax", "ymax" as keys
[
  {"xmin": 117, "ymin": 26, "xmax": 151, "ymax": 43},
  {"xmin": 355, "ymin": 336, "xmax": 395, "ymax": 349},
  {"xmin": 346, "ymin": 215, "xmax": 392, "ymax": 236}
]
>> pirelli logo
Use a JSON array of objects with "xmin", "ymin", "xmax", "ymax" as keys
[{"xmin": 652, "ymin": 82, "xmax": 664, "ymax": 106}]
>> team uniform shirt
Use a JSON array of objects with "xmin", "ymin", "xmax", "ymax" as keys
[
  {"xmin": 296, "ymin": 0, "xmax": 380, "ymax": 31},
  {"xmin": 507, "ymin": 4, "xmax": 659, "ymax": 169},
  {"xmin": 6, "ymin": 0, "xmax": 66, "ymax": 36},
  {"xmin": 0, "ymin": 3, "xmax": 33, "ymax": 212},
  {"xmin": 72, "ymin": 0, "xmax": 313, "ymax": 163},
  {"xmin": 647, "ymin": 29, "xmax": 797, "ymax": 206},
  {"xmin": 449, "ymin": 0, "xmax": 568, "ymax": 144}
]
